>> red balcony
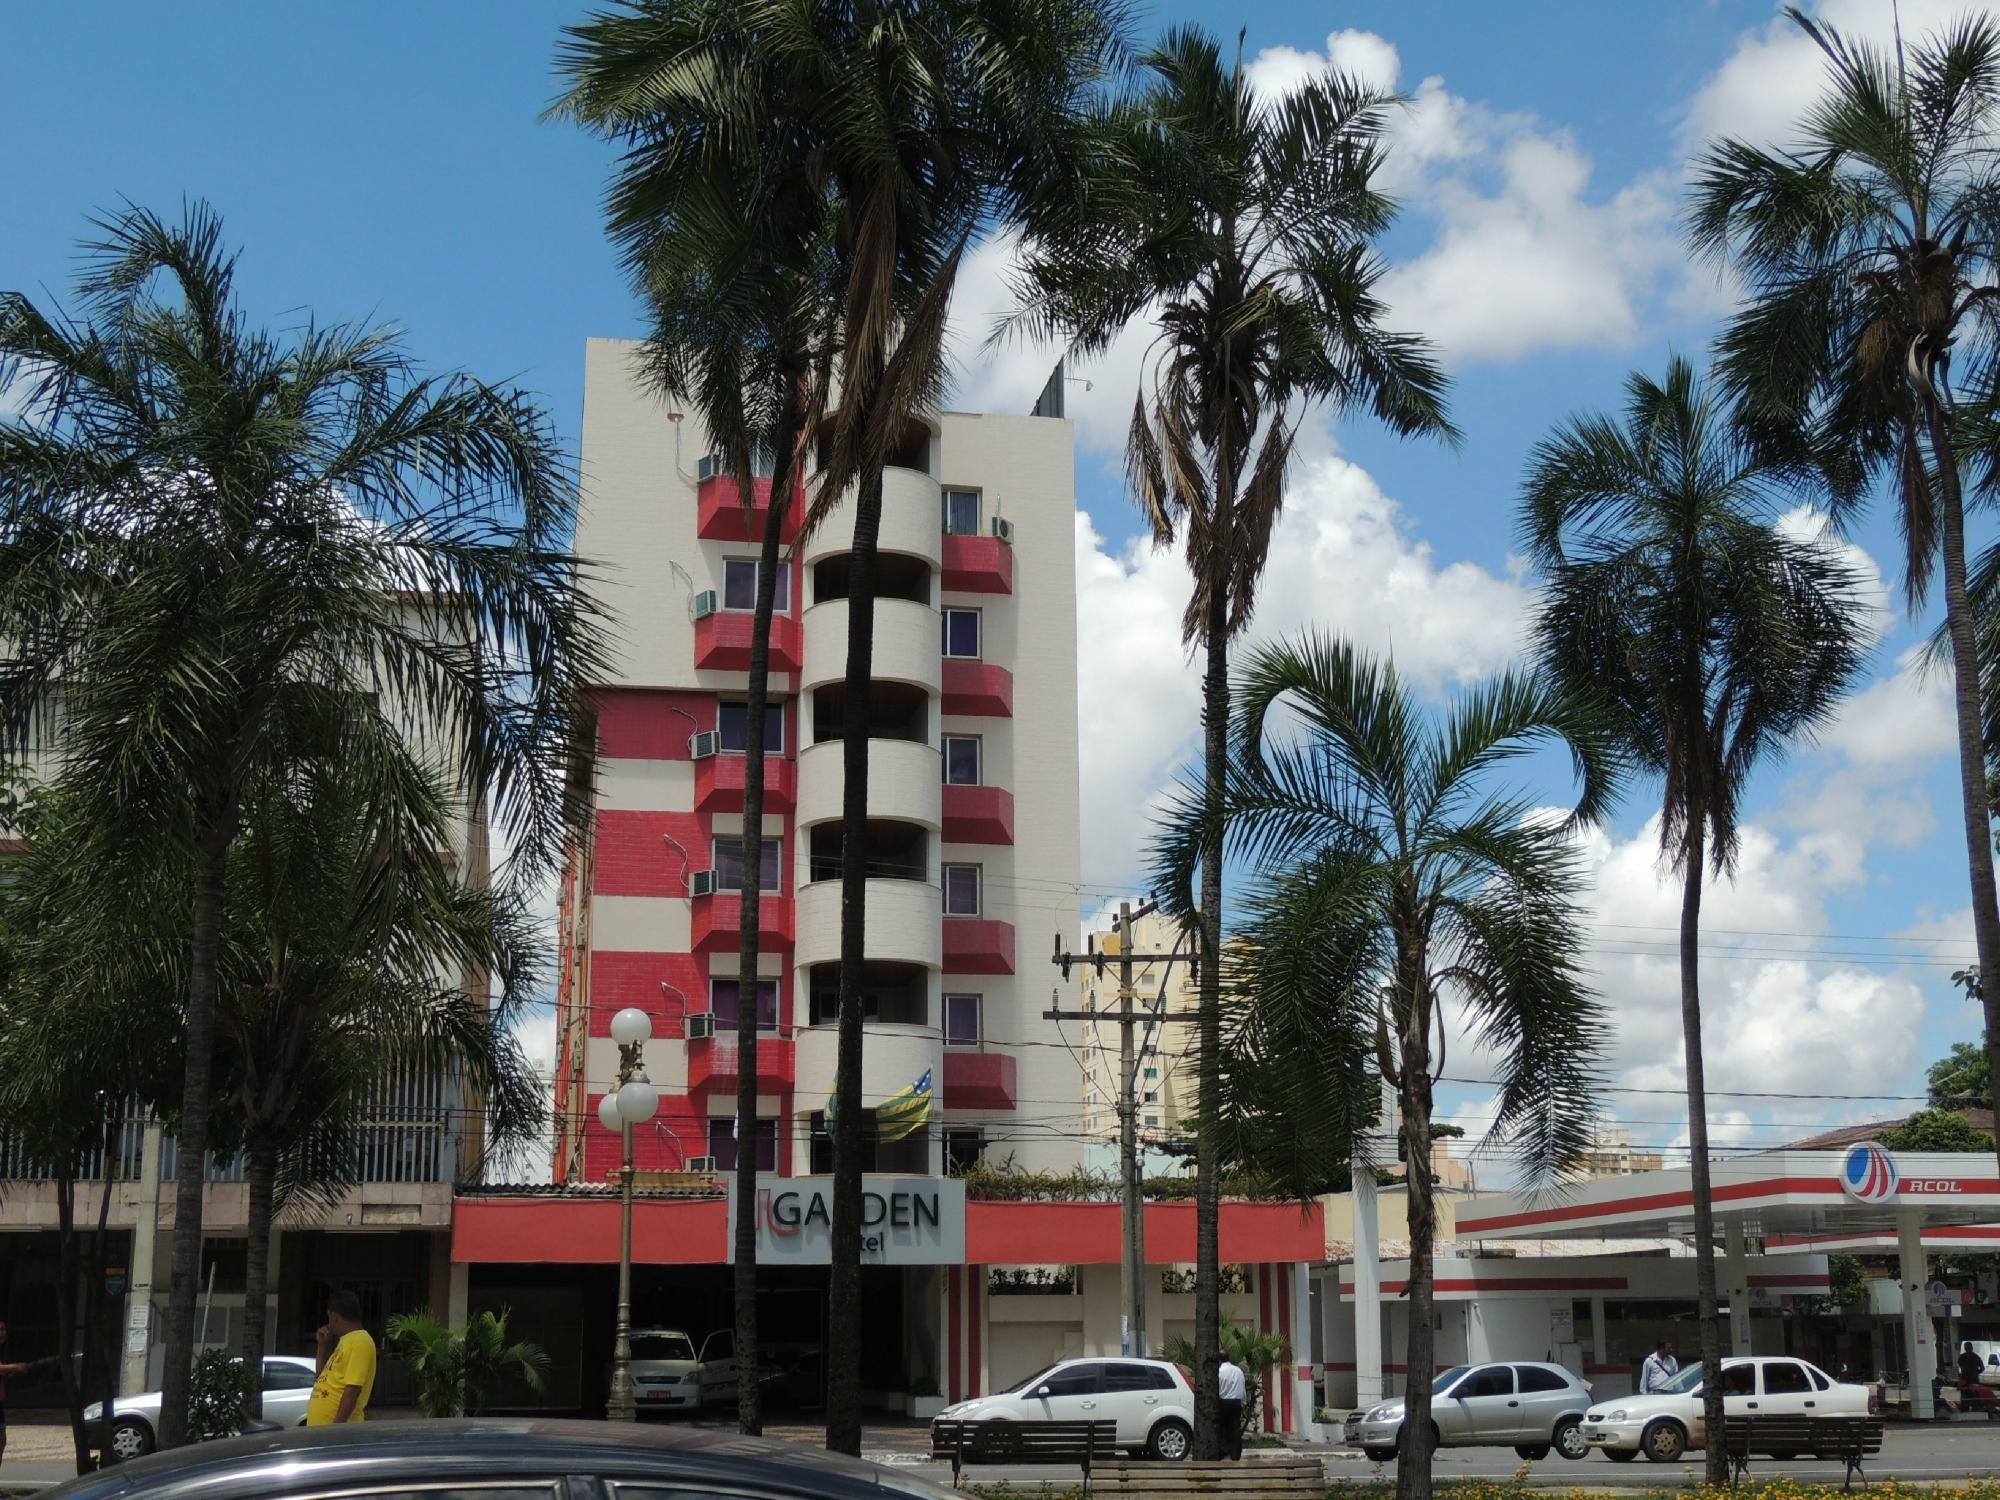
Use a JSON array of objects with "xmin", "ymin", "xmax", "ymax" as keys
[
  {"xmin": 941, "ymin": 661, "xmax": 1013, "ymax": 717},
  {"xmin": 691, "ymin": 893, "xmax": 796, "ymax": 954},
  {"xmin": 941, "ymin": 534, "xmax": 1014, "ymax": 595},
  {"xmin": 942, "ymin": 1049, "xmax": 1017, "ymax": 1110},
  {"xmin": 688, "ymin": 1032, "xmax": 797, "ymax": 1093},
  {"xmin": 943, "ymin": 784, "xmax": 1014, "ymax": 844},
  {"xmin": 697, "ymin": 473, "xmax": 803, "ymax": 544},
  {"xmin": 943, "ymin": 918, "xmax": 1015, "ymax": 975},
  {"xmin": 695, "ymin": 754, "xmax": 797, "ymax": 816},
  {"xmin": 695, "ymin": 611, "xmax": 801, "ymax": 674}
]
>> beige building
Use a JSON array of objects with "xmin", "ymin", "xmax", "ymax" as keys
[
  {"xmin": 1568, "ymin": 1127, "xmax": 1664, "ymax": 1181},
  {"xmin": 1076, "ymin": 910, "xmax": 1200, "ymax": 1155}
]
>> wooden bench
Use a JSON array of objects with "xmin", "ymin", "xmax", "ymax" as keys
[
  {"xmin": 1720, "ymin": 1415, "xmax": 1884, "ymax": 1491},
  {"xmin": 1095, "ymin": 1456, "xmax": 1327, "ymax": 1500},
  {"xmin": 931, "ymin": 1419, "xmax": 1121, "ymax": 1489}
]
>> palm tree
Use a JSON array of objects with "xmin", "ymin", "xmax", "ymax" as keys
[
  {"xmin": 215, "ymin": 750, "xmax": 546, "ymax": 1418},
  {"xmin": 1688, "ymin": 9, "xmax": 2000, "ymax": 1173},
  {"xmin": 1520, "ymin": 358, "xmax": 1867, "ymax": 1483},
  {"xmin": 1157, "ymin": 633, "xmax": 1614, "ymax": 1500},
  {"xmin": 388, "ymin": 1307, "xmax": 550, "ymax": 1418},
  {"xmin": 0, "ymin": 204, "xmax": 604, "ymax": 1446},
  {"xmin": 1009, "ymin": 29, "xmax": 1455, "ymax": 1456}
]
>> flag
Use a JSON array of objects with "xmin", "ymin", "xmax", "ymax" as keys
[{"xmin": 875, "ymin": 1068, "xmax": 933, "ymax": 1143}]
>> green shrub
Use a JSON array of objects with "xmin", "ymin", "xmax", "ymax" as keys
[{"xmin": 186, "ymin": 1348, "xmax": 253, "ymax": 1442}]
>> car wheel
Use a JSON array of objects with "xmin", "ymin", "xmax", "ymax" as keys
[
  {"xmin": 1553, "ymin": 1417, "xmax": 1589, "ymax": 1461},
  {"xmin": 1607, "ymin": 1449, "xmax": 1638, "ymax": 1463},
  {"xmin": 1514, "ymin": 1445, "xmax": 1550, "ymax": 1460},
  {"xmin": 1148, "ymin": 1418, "xmax": 1192, "ymax": 1462},
  {"xmin": 1641, "ymin": 1419, "xmax": 1686, "ymax": 1463},
  {"xmin": 108, "ymin": 1417, "xmax": 154, "ymax": 1462},
  {"xmin": 1363, "ymin": 1447, "xmax": 1396, "ymax": 1463}
]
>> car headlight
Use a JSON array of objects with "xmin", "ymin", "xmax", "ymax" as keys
[
  {"xmin": 1366, "ymin": 1405, "xmax": 1397, "ymax": 1422},
  {"xmin": 1609, "ymin": 1409, "xmax": 1628, "ymax": 1421}
]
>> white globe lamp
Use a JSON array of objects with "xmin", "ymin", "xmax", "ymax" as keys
[
  {"xmin": 609, "ymin": 1007, "xmax": 653, "ymax": 1047},
  {"xmin": 597, "ymin": 1091, "xmax": 623, "ymax": 1133},
  {"xmin": 616, "ymin": 1078, "xmax": 661, "ymax": 1124}
]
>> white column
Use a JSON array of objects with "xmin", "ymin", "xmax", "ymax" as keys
[
  {"xmin": 1723, "ymin": 1216, "xmax": 1753, "ymax": 1356},
  {"xmin": 1352, "ymin": 1170, "xmax": 1383, "ymax": 1411},
  {"xmin": 447, "ymin": 1257, "xmax": 470, "ymax": 1327},
  {"xmin": 1290, "ymin": 1263, "xmax": 1313, "ymax": 1436},
  {"xmin": 120, "ymin": 1119, "xmax": 164, "ymax": 1396},
  {"xmin": 1900, "ymin": 1207, "xmax": 1935, "ymax": 1419},
  {"xmin": 1590, "ymin": 1296, "xmax": 1608, "ymax": 1373}
]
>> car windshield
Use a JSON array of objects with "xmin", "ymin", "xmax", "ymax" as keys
[
  {"xmin": 1008, "ymin": 1364, "xmax": 1061, "ymax": 1395},
  {"xmin": 1432, "ymin": 1366, "xmax": 1469, "ymax": 1396},
  {"xmin": 1658, "ymin": 1364, "xmax": 1707, "ymax": 1395},
  {"xmin": 631, "ymin": 1334, "xmax": 696, "ymax": 1361}
]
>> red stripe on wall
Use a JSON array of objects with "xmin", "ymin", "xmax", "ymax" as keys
[
  {"xmin": 589, "ymin": 951, "xmax": 701, "ymax": 1040},
  {"xmin": 454, "ymin": 1194, "xmax": 728, "ymax": 1263},
  {"xmin": 1337, "ymin": 1276, "xmax": 1631, "ymax": 1296},
  {"xmin": 595, "ymin": 689, "xmax": 714, "ymax": 760},
  {"xmin": 594, "ymin": 810, "xmax": 706, "ymax": 897},
  {"xmin": 965, "ymin": 1201, "xmax": 1324, "ymax": 1265},
  {"xmin": 948, "ymin": 1266, "xmax": 964, "ymax": 1405}
]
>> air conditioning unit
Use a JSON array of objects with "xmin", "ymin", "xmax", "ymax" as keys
[
  {"xmin": 690, "ymin": 869, "xmax": 720, "ymax": 897},
  {"xmin": 687, "ymin": 1156, "xmax": 718, "ymax": 1173},
  {"xmin": 688, "ymin": 1014, "xmax": 716, "ymax": 1040},
  {"xmin": 689, "ymin": 730, "xmax": 720, "ymax": 759},
  {"xmin": 697, "ymin": 454, "xmax": 724, "ymax": 482},
  {"xmin": 990, "ymin": 516, "xmax": 1015, "ymax": 544},
  {"xmin": 692, "ymin": 590, "xmax": 719, "ymax": 619}
]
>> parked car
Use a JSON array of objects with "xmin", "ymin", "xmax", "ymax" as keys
[
  {"xmin": 932, "ymin": 1356, "xmax": 1196, "ymax": 1460},
  {"xmin": 42, "ymin": 1416, "xmax": 968, "ymax": 1500},
  {"xmin": 1345, "ymin": 1361, "xmax": 1593, "ymax": 1462},
  {"xmin": 83, "ymin": 1355, "xmax": 318, "ymax": 1461},
  {"xmin": 622, "ymin": 1327, "xmax": 738, "ymax": 1414},
  {"xmin": 1582, "ymin": 1355, "xmax": 1871, "ymax": 1462}
]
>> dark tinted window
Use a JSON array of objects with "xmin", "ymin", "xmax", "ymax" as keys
[
  {"xmin": 717, "ymin": 702, "xmax": 784, "ymax": 754},
  {"xmin": 1038, "ymin": 1364, "xmax": 1102, "ymax": 1397},
  {"xmin": 1514, "ymin": 1365, "xmax": 1570, "ymax": 1393},
  {"xmin": 1458, "ymin": 1366, "xmax": 1514, "ymax": 1399},
  {"xmin": 1762, "ymin": 1362, "xmax": 1812, "ymax": 1395},
  {"xmin": 262, "ymin": 1363, "xmax": 316, "ymax": 1391},
  {"xmin": 1718, "ymin": 1364, "xmax": 1755, "ymax": 1396},
  {"xmin": 1105, "ymin": 1362, "xmax": 1176, "ymax": 1392},
  {"xmin": 1809, "ymin": 1366, "xmax": 1831, "ymax": 1391}
]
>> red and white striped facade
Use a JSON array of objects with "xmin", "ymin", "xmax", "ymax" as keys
[{"xmin": 552, "ymin": 339, "xmax": 1085, "ymax": 1185}]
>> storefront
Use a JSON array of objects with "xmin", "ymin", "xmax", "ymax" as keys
[{"xmin": 451, "ymin": 1179, "xmax": 1326, "ymax": 1431}]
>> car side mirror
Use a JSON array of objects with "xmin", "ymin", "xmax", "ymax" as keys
[{"xmin": 1038, "ymin": 1386, "xmax": 1053, "ymax": 1398}]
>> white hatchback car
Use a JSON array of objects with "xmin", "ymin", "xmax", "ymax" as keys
[
  {"xmin": 1583, "ymin": 1355, "xmax": 1871, "ymax": 1462},
  {"xmin": 84, "ymin": 1354, "xmax": 319, "ymax": 1460},
  {"xmin": 932, "ymin": 1357, "xmax": 1196, "ymax": 1460}
]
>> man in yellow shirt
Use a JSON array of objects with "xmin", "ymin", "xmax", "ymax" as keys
[{"xmin": 307, "ymin": 1293, "xmax": 377, "ymax": 1426}]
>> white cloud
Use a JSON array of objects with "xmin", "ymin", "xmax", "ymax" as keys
[
  {"xmin": 1817, "ymin": 648, "xmax": 1956, "ymax": 771},
  {"xmin": 500, "ymin": 1002, "xmax": 558, "ymax": 1184},
  {"xmin": 1073, "ymin": 445, "xmax": 1530, "ymax": 885},
  {"xmin": 1245, "ymin": 28, "xmax": 1402, "ymax": 100}
]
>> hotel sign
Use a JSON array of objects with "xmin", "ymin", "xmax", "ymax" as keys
[{"xmin": 725, "ymin": 1175, "xmax": 966, "ymax": 1265}]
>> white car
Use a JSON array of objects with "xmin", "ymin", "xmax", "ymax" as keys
[
  {"xmin": 1345, "ymin": 1362, "xmax": 1593, "ymax": 1462},
  {"xmin": 84, "ymin": 1354, "xmax": 318, "ymax": 1460},
  {"xmin": 624, "ymin": 1327, "xmax": 738, "ymax": 1414},
  {"xmin": 1583, "ymin": 1355, "xmax": 1871, "ymax": 1462},
  {"xmin": 933, "ymin": 1356, "xmax": 1196, "ymax": 1461}
]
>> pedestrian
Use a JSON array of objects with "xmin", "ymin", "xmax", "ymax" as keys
[
  {"xmin": 1961, "ymin": 1342, "xmax": 1985, "ymax": 1391},
  {"xmin": 308, "ymin": 1293, "xmax": 377, "ymax": 1427},
  {"xmin": 1217, "ymin": 1354, "xmax": 1247, "ymax": 1461},
  {"xmin": 1640, "ymin": 1339, "xmax": 1678, "ymax": 1394},
  {"xmin": 0, "ymin": 1321, "xmax": 36, "ymax": 1468}
]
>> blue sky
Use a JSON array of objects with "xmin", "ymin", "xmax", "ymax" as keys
[{"xmin": 1, "ymin": 0, "xmax": 1987, "ymax": 1169}]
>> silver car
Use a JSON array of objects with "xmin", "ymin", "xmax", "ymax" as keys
[
  {"xmin": 1346, "ymin": 1361, "xmax": 1594, "ymax": 1462},
  {"xmin": 84, "ymin": 1354, "xmax": 318, "ymax": 1460}
]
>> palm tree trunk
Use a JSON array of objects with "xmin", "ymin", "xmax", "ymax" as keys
[
  {"xmin": 1678, "ymin": 829, "xmax": 1726, "ymax": 1485},
  {"xmin": 827, "ymin": 461, "xmax": 884, "ymax": 1457},
  {"xmin": 1193, "ymin": 590, "xmax": 1227, "ymax": 1460},
  {"xmin": 735, "ymin": 393, "xmax": 803, "ymax": 1440},
  {"xmin": 1395, "ymin": 973, "xmax": 1437, "ymax": 1500},
  {"xmin": 240, "ymin": 1133, "xmax": 278, "ymax": 1421},
  {"xmin": 88, "ymin": 1100, "xmax": 123, "ymax": 1468},
  {"xmin": 157, "ymin": 819, "xmax": 233, "ymax": 1450},
  {"xmin": 1927, "ymin": 407, "xmax": 2000, "ymax": 1177}
]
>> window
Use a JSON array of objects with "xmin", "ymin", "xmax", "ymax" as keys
[
  {"xmin": 1717, "ymin": 1364, "xmax": 1755, "ymax": 1396},
  {"xmin": 713, "ymin": 836, "xmax": 782, "ymax": 893},
  {"xmin": 1144, "ymin": 1066, "xmax": 1159, "ymax": 1079},
  {"xmin": 722, "ymin": 557, "xmax": 790, "ymax": 612},
  {"xmin": 943, "ymin": 488, "xmax": 981, "ymax": 536},
  {"xmin": 943, "ymin": 734, "xmax": 981, "ymax": 785},
  {"xmin": 629, "ymin": 1334, "xmax": 696, "ymax": 1360},
  {"xmin": 942, "ymin": 864, "xmax": 981, "ymax": 916},
  {"xmin": 1144, "ymin": 1113, "xmax": 1160, "ymax": 1128},
  {"xmin": 946, "ymin": 1128, "xmax": 986, "ymax": 1173},
  {"xmin": 262, "ymin": 1362, "xmax": 316, "ymax": 1391},
  {"xmin": 1037, "ymin": 1365, "xmax": 1102, "ymax": 1397},
  {"xmin": 709, "ymin": 978, "xmax": 779, "ymax": 1030},
  {"xmin": 716, "ymin": 701, "xmax": 784, "ymax": 754},
  {"xmin": 1762, "ymin": 1362, "xmax": 1812, "ymax": 1396},
  {"xmin": 944, "ymin": 994, "xmax": 982, "ymax": 1047},
  {"xmin": 1105, "ymin": 1363, "xmax": 1176, "ymax": 1392},
  {"xmin": 1457, "ymin": 1366, "xmax": 1514, "ymax": 1399},
  {"xmin": 1808, "ymin": 1365, "xmax": 1831, "ymax": 1391},
  {"xmin": 809, "ymin": 1111, "xmax": 875, "ymax": 1174},
  {"xmin": 1145, "ymin": 1089, "xmax": 1159, "ymax": 1103},
  {"xmin": 1514, "ymin": 1365, "xmax": 1570, "ymax": 1393},
  {"xmin": 942, "ymin": 607, "xmax": 981, "ymax": 658},
  {"xmin": 707, "ymin": 1117, "xmax": 778, "ymax": 1171}
]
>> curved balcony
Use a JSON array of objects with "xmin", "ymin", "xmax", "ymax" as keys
[
  {"xmin": 794, "ymin": 1021, "xmax": 942, "ymax": 1111},
  {"xmin": 796, "ymin": 739, "xmax": 941, "ymax": 831},
  {"xmin": 942, "ymin": 784, "xmax": 1013, "ymax": 844},
  {"xmin": 695, "ymin": 754, "xmax": 797, "ymax": 816},
  {"xmin": 697, "ymin": 472, "xmax": 803, "ymax": 545},
  {"xmin": 943, "ymin": 917, "xmax": 1015, "ymax": 975},
  {"xmin": 797, "ymin": 876, "xmax": 941, "ymax": 971},
  {"xmin": 802, "ymin": 466, "xmax": 942, "ymax": 571},
  {"xmin": 696, "ymin": 610, "xmax": 801, "ymax": 674},
  {"xmin": 941, "ymin": 534, "xmax": 1014, "ymax": 595},
  {"xmin": 941, "ymin": 660, "xmax": 1012, "ymax": 717},
  {"xmin": 802, "ymin": 596, "xmax": 939, "ymax": 696}
]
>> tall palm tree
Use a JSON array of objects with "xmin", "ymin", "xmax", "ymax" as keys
[
  {"xmin": 1520, "ymin": 358, "xmax": 1867, "ymax": 1482},
  {"xmin": 1157, "ymin": 634, "xmax": 1614, "ymax": 1500},
  {"xmin": 1010, "ymin": 29, "xmax": 1454, "ymax": 1455},
  {"xmin": 1688, "ymin": 9, "xmax": 2000, "ymax": 1172},
  {"xmin": 0, "ymin": 204, "xmax": 604, "ymax": 1446},
  {"xmin": 215, "ymin": 749, "xmax": 546, "ymax": 1418}
]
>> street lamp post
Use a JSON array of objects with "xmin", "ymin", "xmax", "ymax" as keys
[{"xmin": 599, "ymin": 1006, "xmax": 660, "ymax": 1423}]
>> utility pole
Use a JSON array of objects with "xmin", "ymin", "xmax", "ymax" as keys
[{"xmin": 1050, "ymin": 906, "xmax": 1194, "ymax": 1359}]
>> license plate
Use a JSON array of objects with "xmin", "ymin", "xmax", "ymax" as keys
[{"xmin": 1584, "ymin": 1430, "xmax": 1606, "ymax": 1441}]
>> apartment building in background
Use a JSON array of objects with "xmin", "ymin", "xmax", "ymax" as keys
[
  {"xmin": 1077, "ymin": 910, "xmax": 1199, "ymax": 1167},
  {"xmin": 1568, "ymin": 1127, "xmax": 1664, "ymax": 1182}
]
